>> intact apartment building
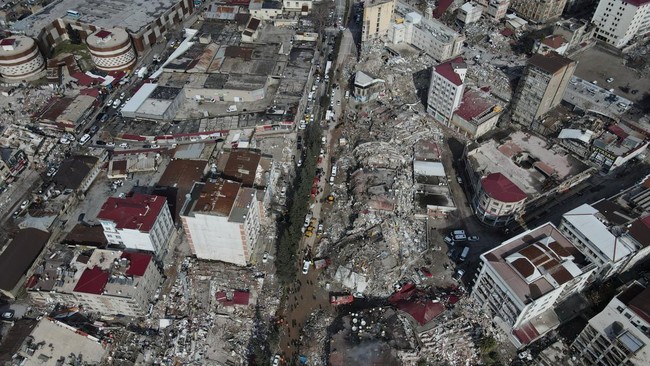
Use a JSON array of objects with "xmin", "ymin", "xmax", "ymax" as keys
[
  {"xmin": 572, "ymin": 281, "xmax": 650, "ymax": 365},
  {"xmin": 478, "ymin": 0, "xmax": 511, "ymax": 20},
  {"xmin": 510, "ymin": 52, "xmax": 577, "ymax": 131},
  {"xmin": 509, "ymin": 0, "xmax": 568, "ymax": 23},
  {"xmin": 559, "ymin": 201, "xmax": 650, "ymax": 281},
  {"xmin": 427, "ymin": 57, "xmax": 467, "ymax": 124},
  {"xmin": 464, "ymin": 130, "xmax": 595, "ymax": 224},
  {"xmin": 471, "ymin": 222, "xmax": 596, "ymax": 348},
  {"xmin": 27, "ymin": 249, "xmax": 162, "ymax": 317},
  {"xmin": 97, "ymin": 194, "xmax": 174, "ymax": 258},
  {"xmin": 457, "ymin": 2, "xmax": 483, "ymax": 26},
  {"xmin": 591, "ymin": 0, "xmax": 650, "ymax": 48},
  {"xmin": 362, "ymin": 0, "xmax": 395, "ymax": 42},
  {"xmin": 389, "ymin": 4, "xmax": 465, "ymax": 61},
  {"xmin": 180, "ymin": 179, "xmax": 262, "ymax": 266}
]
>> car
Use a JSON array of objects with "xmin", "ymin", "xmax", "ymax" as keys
[
  {"xmin": 262, "ymin": 252, "xmax": 269, "ymax": 263},
  {"xmin": 317, "ymin": 223, "xmax": 324, "ymax": 233},
  {"xmin": 119, "ymin": 142, "xmax": 129, "ymax": 148},
  {"xmin": 113, "ymin": 99, "xmax": 121, "ymax": 108},
  {"xmin": 100, "ymin": 114, "xmax": 110, "ymax": 123},
  {"xmin": 106, "ymin": 98, "xmax": 113, "ymax": 106},
  {"xmin": 606, "ymin": 77, "xmax": 614, "ymax": 83},
  {"xmin": 96, "ymin": 140, "xmax": 106, "ymax": 146},
  {"xmin": 444, "ymin": 236, "xmax": 454, "ymax": 245},
  {"xmin": 1, "ymin": 310, "xmax": 14, "ymax": 320},
  {"xmin": 90, "ymin": 125, "xmax": 99, "ymax": 134},
  {"xmin": 79, "ymin": 134, "xmax": 91, "ymax": 145},
  {"xmin": 456, "ymin": 176, "xmax": 463, "ymax": 184},
  {"xmin": 120, "ymin": 92, "xmax": 126, "ymax": 99},
  {"xmin": 143, "ymin": 144, "xmax": 152, "ymax": 148},
  {"xmin": 20, "ymin": 200, "xmax": 30, "ymax": 210},
  {"xmin": 452, "ymin": 269, "xmax": 465, "ymax": 280},
  {"xmin": 302, "ymin": 260, "xmax": 311, "ymax": 274},
  {"xmin": 107, "ymin": 142, "xmax": 115, "ymax": 147},
  {"xmin": 297, "ymin": 159, "xmax": 302, "ymax": 167},
  {"xmin": 336, "ymin": 100, "xmax": 341, "ymax": 105},
  {"xmin": 468, "ymin": 235, "xmax": 479, "ymax": 242},
  {"xmin": 272, "ymin": 355, "xmax": 281, "ymax": 366}
]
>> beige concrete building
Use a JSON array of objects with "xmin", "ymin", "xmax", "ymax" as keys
[
  {"xmin": 510, "ymin": 52, "xmax": 576, "ymax": 131},
  {"xmin": 510, "ymin": 0, "xmax": 567, "ymax": 23},
  {"xmin": 572, "ymin": 281, "xmax": 650, "ymax": 365},
  {"xmin": 362, "ymin": 0, "xmax": 395, "ymax": 42},
  {"xmin": 591, "ymin": 0, "xmax": 650, "ymax": 48},
  {"xmin": 471, "ymin": 222, "xmax": 596, "ymax": 348},
  {"xmin": 451, "ymin": 88, "xmax": 503, "ymax": 139},
  {"xmin": 27, "ymin": 249, "xmax": 163, "ymax": 317}
]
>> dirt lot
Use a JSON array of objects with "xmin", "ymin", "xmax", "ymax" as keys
[{"xmin": 572, "ymin": 46, "xmax": 650, "ymax": 102}]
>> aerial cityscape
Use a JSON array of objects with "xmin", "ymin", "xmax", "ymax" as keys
[{"xmin": 0, "ymin": 0, "xmax": 649, "ymax": 365}]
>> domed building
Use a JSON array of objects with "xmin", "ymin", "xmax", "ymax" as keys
[
  {"xmin": 0, "ymin": 36, "xmax": 45, "ymax": 80},
  {"xmin": 86, "ymin": 28, "xmax": 136, "ymax": 71}
]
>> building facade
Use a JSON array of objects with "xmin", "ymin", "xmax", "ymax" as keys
[
  {"xmin": 509, "ymin": 0, "xmax": 568, "ymax": 23},
  {"xmin": 472, "ymin": 173, "xmax": 527, "ymax": 227},
  {"xmin": 362, "ymin": 0, "xmax": 395, "ymax": 42},
  {"xmin": 571, "ymin": 281, "xmax": 650, "ymax": 365},
  {"xmin": 471, "ymin": 223, "xmax": 595, "ymax": 348},
  {"xmin": 559, "ymin": 203, "xmax": 645, "ymax": 281},
  {"xmin": 389, "ymin": 9, "xmax": 465, "ymax": 61},
  {"xmin": 97, "ymin": 194, "xmax": 174, "ymax": 257},
  {"xmin": 27, "ymin": 249, "xmax": 163, "ymax": 317},
  {"xmin": 180, "ymin": 180, "xmax": 262, "ymax": 266},
  {"xmin": 457, "ymin": 2, "xmax": 483, "ymax": 26},
  {"xmin": 451, "ymin": 88, "xmax": 503, "ymax": 139},
  {"xmin": 427, "ymin": 57, "xmax": 466, "ymax": 124},
  {"xmin": 86, "ymin": 28, "xmax": 137, "ymax": 71},
  {"xmin": 481, "ymin": 0, "xmax": 510, "ymax": 20},
  {"xmin": 510, "ymin": 52, "xmax": 576, "ymax": 130},
  {"xmin": 0, "ymin": 36, "xmax": 45, "ymax": 80},
  {"xmin": 591, "ymin": 0, "xmax": 650, "ymax": 48}
]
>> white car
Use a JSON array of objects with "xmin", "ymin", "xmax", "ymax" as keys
[
  {"xmin": 468, "ymin": 235, "xmax": 479, "ymax": 242},
  {"xmin": 262, "ymin": 252, "xmax": 269, "ymax": 263},
  {"xmin": 272, "ymin": 355, "xmax": 281, "ymax": 366},
  {"xmin": 79, "ymin": 134, "xmax": 91, "ymax": 145},
  {"xmin": 113, "ymin": 99, "xmax": 122, "ymax": 108},
  {"xmin": 302, "ymin": 260, "xmax": 311, "ymax": 274},
  {"xmin": 20, "ymin": 200, "xmax": 30, "ymax": 209},
  {"xmin": 119, "ymin": 142, "xmax": 129, "ymax": 148}
]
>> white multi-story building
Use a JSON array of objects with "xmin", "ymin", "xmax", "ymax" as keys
[
  {"xmin": 559, "ymin": 202, "xmax": 648, "ymax": 281},
  {"xmin": 427, "ymin": 57, "xmax": 467, "ymax": 124},
  {"xmin": 591, "ymin": 0, "xmax": 650, "ymax": 48},
  {"xmin": 471, "ymin": 223, "xmax": 596, "ymax": 348},
  {"xmin": 27, "ymin": 249, "xmax": 163, "ymax": 317},
  {"xmin": 572, "ymin": 281, "xmax": 650, "ymax": 365},
  {"xmin": 457, "ymin": 2, "xmax": 484, "ymax": 26},
  {"xmin": 480, "ymin": 0, "xmax": 510, "ymax": 20},
  {"xmin": 97, "ymin": 194, "xmax": 174, "ymax": 257},
  {"xmin": 180, "ymin": 179, "xmax": 262, "ymax": 266},
  {"xmin": 389, "ymin": 7, "xmax": 465, "ymax": 62}
]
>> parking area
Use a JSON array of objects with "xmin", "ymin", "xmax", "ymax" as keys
[{"xmin": 572, "ymin": 46, "xmax": 650, "ymax": 102}]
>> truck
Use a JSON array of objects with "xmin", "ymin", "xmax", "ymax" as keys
[
  {"xmin": 330, "ymin": 294, "xmax": 354, "ymax": 305},
  {"xmin": 324, "ymin": 61, "xmax": 332, "ymax": 80},
  {"xmin": 137, "ymin": 66, "xmax": 148, "ymax": 78}
]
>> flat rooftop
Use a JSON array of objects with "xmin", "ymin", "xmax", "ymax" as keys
[
  {"xmin": 467, "ymin": 131, "xmax": 590, "ymax": 197},
  {"xmin": 16, "ymin": 318, "xmax": 107, "ymax": 365},
  {"xmin": 13, "ymin": 0, "xmax": 181, "ymax": 36},
  {"xmin": 182, "ymin": 179, "xmax": 242, "ymax": 217},
  {"xmin": 481, "ymin": 223, "xmax": 589, "ymax": 305}
]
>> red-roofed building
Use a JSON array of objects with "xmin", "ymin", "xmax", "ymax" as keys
[
  {"xmin": 97, "ymin": 194, "xmax": 174, "ymax": 257},
  {"xmin": 73, "ymin": 267, "xmax": 109, "ymax": 295},
  {"xmin": 451, "ymin": 88, "xmax": 503, "ymax": 138},
  {"xmin": 473, "ymin": 173, "xmax": 527, "ymax": 227},
  {"xmin": 394, "ymin": 299, "xmax": 445, "ymax": 326},
  {"xmin": 28, "ymin": 249, "xmax": 162, "ymax": 317},
  {"xmin": 427, "ymin": 57, "xmax": 467, "ymax": 124},
  {"xmin": 535, "ymin": 34, "xmax": 568, "ymax": 55}
]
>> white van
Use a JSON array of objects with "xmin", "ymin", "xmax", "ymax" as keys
[
  {"xmin": 79, "ymin": 134, "xmax": 91, "ymax": 145},
  {"xmin": 459, "ymin": 247, "xmax": 469, "ymax": 262}
]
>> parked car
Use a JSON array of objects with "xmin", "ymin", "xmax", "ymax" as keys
[
  {"xmin": 20, "ymin": 200, "xmax": 29, "ymax": 210},
  {"xmin": 262, "ymin": 252, "xmax": 269, "ymax": 263},
  {"xmin": 79, "ymin": 134, "xmax": 91, "ymax": 145},
  {"xmin": 302, "ymin": 260, "xmax": 311, "ymax": 274},
  {"xmin": 89, "ymin": 125, "xmax": 99, "ymax": 134},
  {"xmin": 468, "ymin": 235, "xmax": 479, "ymax": 242},
  {"xmin": 452, "ymin": 268, "xmax": 465, "ymax": 280},
  {"xmin": 1, "ymin": 310, "xmax": 14, "ymax": 320},
  {"xmin": 444, "ymin": 236, "xmax": 454, "ymax": 245}
]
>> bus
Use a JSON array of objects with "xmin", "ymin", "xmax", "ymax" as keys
[{"xmin": 66, "ymin": 10, "xmax": 81, "ymax": 19}]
